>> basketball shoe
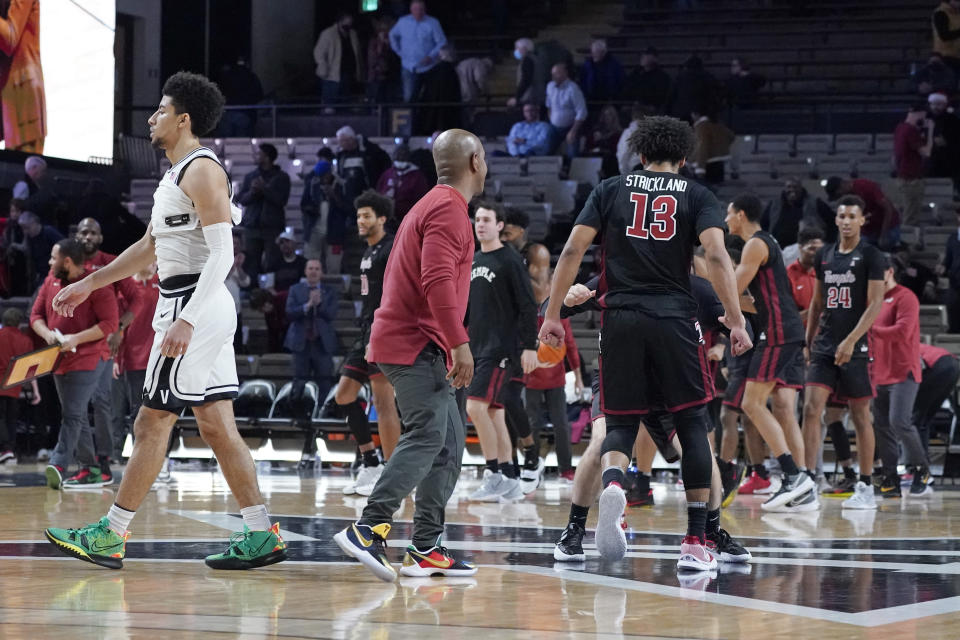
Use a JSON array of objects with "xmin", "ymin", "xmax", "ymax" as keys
[
  {"xmin": 739, "ymin": 470, "xmax": 773, "ymax": 495},
  {"xmin": 554, "ymin": 522, "xmax": 586, "ymax": 562},
  {"xmin": 44, "ymin": 517, "xmax": 129, "ymax": 569},
  {"xmin": 677, "ymin": 535, "xmax": 717, "ymax": 572},
  {"xmin": 718, "ymin": 458, "xmax": 746, "ymax": 508},
  {"xmin": 468, "ymin": 469, "xmax": 505, "ymax": 501},
  {"xmin": 909, "ymin": 467, "xmax": 933, "ymax": 497},
  {"xmin": 399, "ymin": 542, "xmax": 477, "ymax": 577},
  {"xmin": 705, "ymin": 528, "xmax": 751, "ymax": 563},
  {"xmin": 596, "ymin": 483, "xmax": 627, "ymax": 560},
  {"xmin": 62, "ymin": 467, "xmax": 106, "ymax": 490},
  {"xmin": 334, "ymin": 522, "xmax": 396, "ymax": 582},
  {"xmin": 204, "ymin": 522, "xmax": 288, "ymax": 570},
  {"xmin": 519, "ymin": 457, "xmax": 545, "ymax": 494},
  {"xmin": 760, "ymin": 472, "xmax": 815, "ymax": 511},
  {"xmin": 355, "ymin": 464, "xmax": 384, "ymax": 497},
  {"xmin": 841, "ymin": 481, "xmax": 878, "ymax": 510},
  {"xmin": 880, "ymin": 474, "xmax": 902, "ymax": 498},
  {"xmin": 45, "ymin": 464, "xmax": 64, "ymax": 489}
]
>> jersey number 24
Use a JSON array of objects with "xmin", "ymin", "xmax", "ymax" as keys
[
  {"xmin": 826, "ymin": 285, "xmax": 852, "ymax": 309},
  {"xmin": 626, "ymin": 193, "xmax": 677, "ymax": 241}
]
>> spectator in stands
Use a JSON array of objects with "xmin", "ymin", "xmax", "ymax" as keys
[
  {"xmin": 284, "ymin": 259, "xmax": 340, "ymax": 405},
  {"xmin": 624, "ymin": 46, "xmax": 671, "ymax": 112},
  {"xmin": 762, "ymin": 178, "xmax": 836, "ymax": 248},
  {"xmin": 376, "ymin": 143, "xmax": 431, "ymax": 224},
  {"xmin": 249, "ymin": 288, "xmax": 287, "ymax": 353},
  {"xmin": 415, "ymin": 44, "xmax": 461, "ymax": 134},
  {"xmin": 926, "ymin": 92, "xmax": 960, "ymax": 196},
  {"xmin": 894, "ymin": 244, "xmax": 938, "ymax": 303},
  {"xmin": 0, "ymin": 307, "xmax": 37, "ymax": 462},
  {"xmin": 75, "ymin": 180, "xmax": 146, "ymax": 254},
  {"xmin": 410, "ymin": 130, "xmax": 439, "ymax": 184},
  {"xmin": 457, "ymin": 55, "xmax": 493, "ymax": 103},
  {"xmin": 785, "ymin": 226, "xmax": 824, "ymax": 326},
  {"xmin": 335, "ymin": 126, "xmax": 391, "ymax": 204},
  {"xmin": 31, "ymin": 238, "xmax": 118, "ymax": 489},
  {"xmin": 367, "ymin": 17, "xmax": 401, "ymax": 104},
  {"xmin": 913, "ymin": 52, "xmax": 957, "ymax": 97},
  {"xmin": 580, "ymin": 39, "xmax": 624, "ymax": 103},
  {"xmin": 824, "ymin": 176, "xmax": 900, "ymax": 249},
  {"xmin": 13, "ymin": 155, "xmax": 45, "ymax": 200},
  {"xmin": 507, "ymin": 37, "xmax": 536, "ymax": 107},
  {"xmin": 303, "ymin": 157, "xmax": 351, "ymax": 272},
  {"xmin": 915, "ymin": 343, "xmax": 960, "ymax": 454},
  {"xmin": 938, "ymin": 206, "xmax": 960, "ymax": 332},
  {"xmin": 216, "ymin": 57, "xmax": 264, "ymax": 137},
  {"xmin": 725, "ymin": 58, "xmax": 766, "ymax": 108},
  {"xmin": 238, "ymin": 143, "xmax": 291, "ymax": 284},
  {"xmin": 894, "ymin": 102, "xmax": 934, "ymax": 225},
  {"xmin": 262, "ymin": 230, "xmax": 308, "ymax": 293},
  {"xmin": 535, "ymin": 40, "xmax": 575, "ymax": 108},
  {"xmin": 690, "ymin": 110, "xmax": 734, "ymax": 183},
  {"xmin": 616, "ymin": 104, "xmax": 649, "ymax": 175},
  {"xmin": 314, "ymin": 12, "xmax": 362, "ymax": 105},
  {"xmin": 17, "ymin": 210, "xmax": 62, "ymax": 290},
  {"xmin": 1, "ymin": 199, "xmax": 29, "ymax": 296},
  {"xmin": 932, "ymin": 0, "xmax": 960, "ymax": 76},
  {"xmin": 226, "ymin": 238, "xmax": 250, "ymax": 352},
  {"xmin": 665, "ymin": 55, "xmax": 721, "ymax": 122},
  {"xmin": 546, "ymin": 62, "xmax": 587, "ymax": 158},
  {"xmin": 507, "ymin": 102, "xmax": 552, "ymax": 157},
  {"xmin": 300, "ymin": 149, "xmax": 335, "ymax": 257},
  {"xmin": 389, "ymin": 0, "xmax": 448, "ymax": 103},
  {"xmin": 584, "ymin": 104, "xmax": 623, "ymax": 178}
]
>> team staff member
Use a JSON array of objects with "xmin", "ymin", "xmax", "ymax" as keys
[
  {"xmin": 335, "ymin": 190, "xmax": 401, "ymax": 498},
  {"xmin": 871, "ymin": 259, "xmax": 929, "ymax": 498},
  {"xmin": 31, "ymin": 238, "xmax": 118, "ymax": 489},
  {"xmin": 802, "ymin": 195, "xmax": 886, "ymax": 510},
  {"xmin": 112, "ymin": 263, "xmax": 160, "ymax": 460},
  {"xmin": 915, "ymin": 343, "xmax": 959, "ymax": 478},
  {"xmin": 77, "ymin": 217, "xmax": 145, "ymax": 484},
  {"xmin": 0, "ymin": 308, "xmax": 39, "ymax": 462},
  {"xmin": 786, "ymin": 226, "xmax": 824, "ymax": 325},
  {"xmin": 465, "ymin": 202, "xmax": 538, "ymax": 503},
  {"xmin": 334, "ymin": 129, "xmax": 486, "ymax": 582}
]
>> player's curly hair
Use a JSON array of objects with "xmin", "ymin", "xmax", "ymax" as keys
[
  {"xmin": 354, "ymin": 189, "xmax": 394, "ymax": 220},
  {"xmin": 627, "ymin": 115, "xmax": 695, "ymax": 164},
  {"xmin": 162, "ymin": 71, "xmax": 225, "ymax": 136}
]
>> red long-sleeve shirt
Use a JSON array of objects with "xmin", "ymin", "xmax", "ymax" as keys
[
  {"xmin": 30, "ymin": 272, "xmax": 119, "ymax": 374},
  {"xmin": 870, "ymin": 284, "xmax": 922, "ymax": 386},
  {"xmin": 786, "ymin": 260, "xmax": 816, "ymax": 324},
  {"xmin": 118, "ymin": 274, "xmax": 160, "ymax": 373},
  {"xmin": 0, "ymin": 326, "xmax": 34, "ymax": 397},
  {"xmin": 368, "ymin": 185, "xmax": 474, "ymax": 366},
  {"xmin": 526, "ymin": 317, "xmax": 581, "ymax": 390},
  {"xmin": 86, "ymin": 251, "xmax": 144, "ymax": 324},
  {"xmin": 920, "ymin": 343, "xmax": 953, "ymax": 369}
]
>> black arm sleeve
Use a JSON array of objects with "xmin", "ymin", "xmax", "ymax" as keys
[
  {"xmin": 548, "ymin": 275, "xmax": 603, "ymax": 319},
  {"xmin": 935, "ymin": 11, "xmax": 960, "ymax": 41},
  {"xmin": 509, "ymin": 255, "xmax": 539, "ymax": 349}
]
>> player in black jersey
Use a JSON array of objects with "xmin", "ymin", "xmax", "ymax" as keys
[
  {"xmin": 334, "ymin": 190, "xmax": 401, "ymax": 497},
  {"xmin": 802, "ymin": 195, "xmax": 886, "ymax": 510},
  {"xmin": 465, "ymin": 202, "xmax": 539, "ymax": 502},
  {"xmin": 727, "ymin": 194, "xmax": 816, "ymax": 513},
  {"xmin": 540, "ymin": 116, "xmax": 752, "ymax": 571}
]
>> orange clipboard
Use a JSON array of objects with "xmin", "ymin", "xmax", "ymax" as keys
[{"xmin": 1, "ymin": 344, "xmax": 61, "ymax": 390}]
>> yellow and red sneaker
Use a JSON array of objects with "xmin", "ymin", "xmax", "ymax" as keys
[{"xmin": 399, "ymin": 544, "xmax": 477, "ymax": 577}]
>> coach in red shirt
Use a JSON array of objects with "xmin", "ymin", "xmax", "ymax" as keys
[
  {"xmin": 334, "ymin": 130, "xmax": 487, "ymax": 581},
  {"xmin": 785, "ymin": 226, "xmax": 824, "ymax": 327},
  {"xmin": 870, "ymin": 259, "xmax": 928, "ymax": 493},
  {"xmin": 112, "ymin": 263, "xmax": 160, "ymax": 455},
  {"xmin": 0, "ymin": 307, "xmax": 37, "ymax": 460},
  {"xmin": 30, "ymin": 238, "xmax": 118, "ymax": 488}
]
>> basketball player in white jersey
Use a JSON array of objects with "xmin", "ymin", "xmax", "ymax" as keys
[{"xmin": 43, "ymin": 72, "xmax": 287, "ymax": 570}]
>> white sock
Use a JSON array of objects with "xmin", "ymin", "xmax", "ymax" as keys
[
  {"xmin": 240, "ymin": 504, "xmax": 271, "ymax": 531},
  {"xmin": 106, "ymin": 504, "xmax": 135, "ymax": 536}
]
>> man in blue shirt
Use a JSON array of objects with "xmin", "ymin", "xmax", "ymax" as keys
[
  {"xmin": 388, "ymin": 0, "xmax": 448, "ymax": 102},
  {"xmin": 507, "ymin": 103, "xmax": 552, "ymax": 157}
]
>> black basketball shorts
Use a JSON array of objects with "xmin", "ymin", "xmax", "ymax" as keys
[
  {"xmin": 805, "ymin": 352, "xmax": 875, "ymax": 402},
  {"xmin": 746, "ymin": 342, "xmax": 805, "ymax": 389}
]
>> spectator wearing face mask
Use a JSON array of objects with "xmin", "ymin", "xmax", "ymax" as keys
[
  {"xmin": 376, "ymin": 144, "xmax": 431, "ymax": 226},
  {"xmin": 314, "ymin": 12, "xmax": 362, "ymax": 104}
]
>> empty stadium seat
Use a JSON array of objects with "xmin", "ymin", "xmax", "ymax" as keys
[
  {"xmin": 923, "ymin": 226, "xmax": 957, "ymax": 255},
  {"xmin": 756, "ymin": 134, "xmax": 794, "ymax": 156},
  {"xmin": 235, "ymin": 355, "xmax": 260, "ymax": 379},
  {"xmin": 873, "ymin": 134, "xmax": 894, "ymax": 155},
  {"xmin": 569, "ymin": 157, "xmax": 603, "ymax": 187},
  {"xmin": 834, "ymin": 134, "xmax": 873, "ymax": 155},
  {"xmin": 487, "ymin": 157, "xmax": 523, "ymax": 176},
  {"xmin": 795, "ymin": 134, "xmax": 834, "ymax": 156},
  {"xmin": 919, "ymin": 305, "xmax": 949, "ymax": 336},
  {"xmin": 258, "ymin": 353, "xmax": 294, "ymax": 379},
  {"xmin": 234, "ymin": 380, "xmax": 276, "ymax": 420},
  {"xmin": 935, "ymin": 334, "xmax": 960, "ymax": 357},
  {"xmin": 269, "ymin": 380, "xmax": 319, "ymax": 422},
  {"xmin": 526, "ymin": 156, "xmax": 563, "ymax": 176}
]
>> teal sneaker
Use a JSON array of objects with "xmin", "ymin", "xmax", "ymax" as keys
[
  {"xmin": 205, "ymin": 522, "xmax": 288, "ymax": 570},
  {"xmin": 44, "ymin": 517, "xmax": 128, "ymax": 569}
]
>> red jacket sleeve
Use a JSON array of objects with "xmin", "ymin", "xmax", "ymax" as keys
[
  {"xmin": 562, "ymin": 318, "xmax": 581, "ymax": 370},
  {"xmin": 29, "ymin": 277, "xmax": 49, "ymax": 326},
  {"xmin": 90, "ymin": 287, "xmax": 120, "ymax": 337},
  {"xmin": 873, "ymin": 291, "xmax": 919, "ymax": 339},
  {"xmin": 420, "ymin": 206, "xmax": 470, "ymax": 348},
  {"xmin": 116, "ymin": 276, "xmax": 144, "ymax": 321}
]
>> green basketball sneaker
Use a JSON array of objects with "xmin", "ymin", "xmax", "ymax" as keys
[
  {"xmin": 44, "ymin": 517, "xmax": 129, "ymax": 569},
  {"xmin": 205, "ymin": 522, "xmax": 288, "ymax": 570}
]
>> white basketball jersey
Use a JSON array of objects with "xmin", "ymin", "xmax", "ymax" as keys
[{"xmin": 151, "ymin": 147, "xmax": 241, "ymax": 278}]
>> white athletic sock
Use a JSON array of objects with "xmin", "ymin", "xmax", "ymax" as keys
[
  {"xmin": 106, "ymin": 504, "xmax": 135, "ymax": 536},
  {"xmin": 240, "ymin": 504, "xmax": 271, "ymax": 531}
]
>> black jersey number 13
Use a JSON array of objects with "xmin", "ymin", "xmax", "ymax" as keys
[{"xmin": 626, "ymin": 193, "xmax": 678, "ymax": 241}]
